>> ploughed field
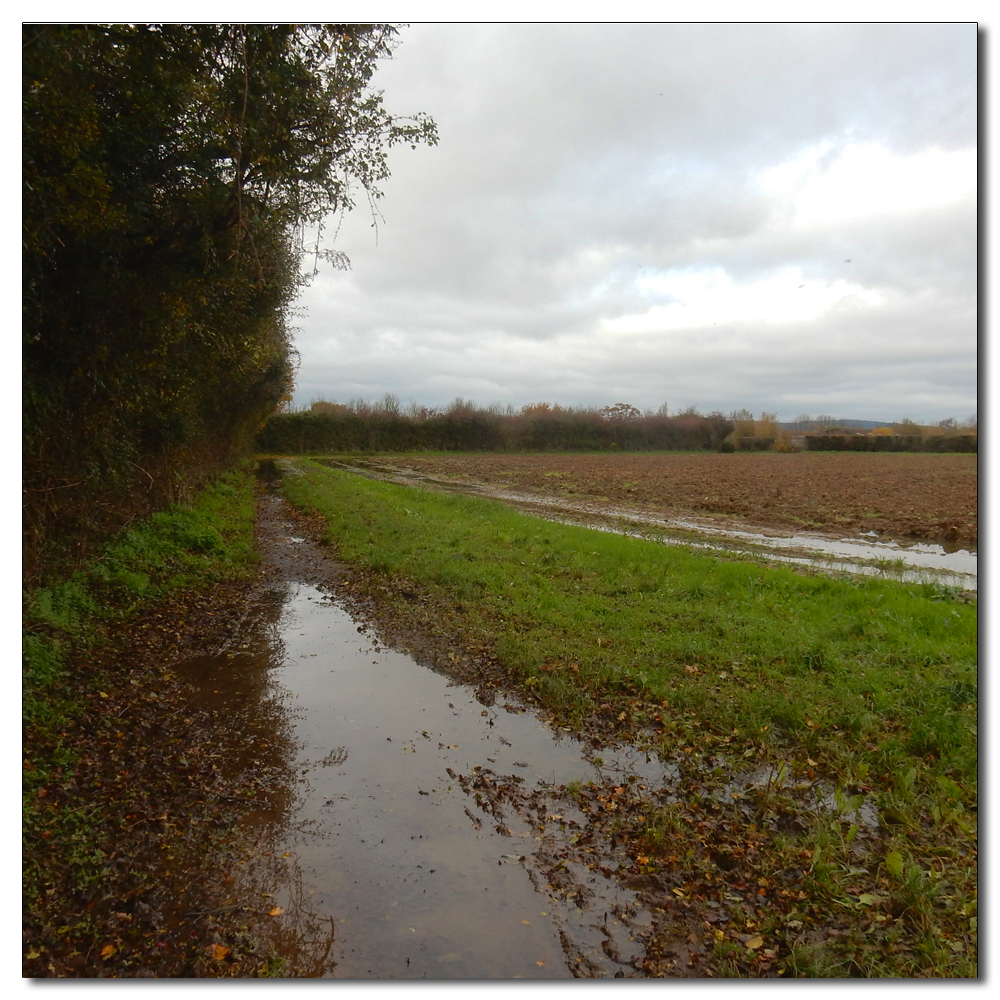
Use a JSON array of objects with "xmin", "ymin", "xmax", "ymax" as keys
[{"xmin": 393, "ymin": 452, "xmax": 977, "ymax": 548}]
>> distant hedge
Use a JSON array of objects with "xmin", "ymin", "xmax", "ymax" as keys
[
  {"xmin": 256, "ymin": 410, "xmax": 734, "ymax": 454},
  {"xmin": 805, "ymin": 434, "xmax": 977, "ymax": 453}
]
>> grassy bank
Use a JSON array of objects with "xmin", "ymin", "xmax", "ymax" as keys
[
  {"xmin": 281, "ymin": 458, "xmax": 978, "ymax": 977},
  {"xmin": 24, "ymin": 465, "xmax": 257, "ymax": 727},
  {"xmin": 23, "ymin": 465, "xmax": 285, "ymax": 978}
]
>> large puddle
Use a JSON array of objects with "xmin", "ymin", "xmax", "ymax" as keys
[
  {"xmin": 174, "ymin": 484, "xmax": 669, "ymax": 978},
  {"xmin": 319, "ymin": 459, "xmax": 977, "ymax": 592}
]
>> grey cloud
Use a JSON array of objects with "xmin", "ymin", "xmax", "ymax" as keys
[{"xmin": 292, "ymin": 22, "xmax": 977, "ymax": 423}]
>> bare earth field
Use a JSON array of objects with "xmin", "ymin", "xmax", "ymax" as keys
[{"xmin": 391, "ymin": 452, "xmax": 977, "ymax": 548}]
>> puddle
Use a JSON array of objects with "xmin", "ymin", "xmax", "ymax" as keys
[
  {"xmin": 174, "ymin": 482, "xmax": 674, "ymax": 978},
  {"xmin": 318, "ymin": 459, "xmax": 977, "ymax": 592}
]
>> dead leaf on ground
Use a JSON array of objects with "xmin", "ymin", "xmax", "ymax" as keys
[{"xmin": 269, "ymin": 906, "xmax": 285, "ymax": 916}]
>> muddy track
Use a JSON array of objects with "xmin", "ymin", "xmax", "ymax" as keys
[
  {"xmin": 384, "ymin": 452, "xmax": 978, "ymax": 548},
  {"xmin": 257, "ymin": 465, "xmax": 918, "ymax": 979}
]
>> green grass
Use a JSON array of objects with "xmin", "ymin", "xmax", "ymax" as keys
[
  {"xmin": 283, "ymin": 459, "xmax": 977, "ymax": 793},
  {"xmin": 23, "ymin": 465, "xmax": 258, "ymax": 725}
]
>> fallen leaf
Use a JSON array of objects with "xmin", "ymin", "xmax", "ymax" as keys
[
  {"xmin": 745, "ymin": 935, "xmax": 764, "ymax": 950},
  {"xmin": 536, "ymin": 961, "xmax": 545, "ymax": 967},
  {"xmin": 207, "ymin": 944, "xmax": 230, "ymax": 960},
  {"xmin": 98, "ymin": 691, "xmax": 109, "ymax": 699},
  {"xmin": 858, "ymin": 893, "xmax": 882, "ymax": 907},
  {"xmin": 269, "ymin": 906, "xmax": 285, "ymax": 916},
  {"xmin": 683, "ymin": 664, "xmax": 699, "ymax": 674},
  {"xmin": 100, "ymin": 945, "xmax": 115, "ymax": 959},
  {"xmin": 885, "ymin": 851, "xmax": 904, "ymax": 877}
]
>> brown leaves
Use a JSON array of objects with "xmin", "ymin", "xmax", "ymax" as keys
[{"xmin": 207, "ymin": 943, "xmax": 230, "ymax": 960}]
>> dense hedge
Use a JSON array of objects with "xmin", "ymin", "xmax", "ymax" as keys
[
  {"xmin": 805, "ymin": 434, "xmax": 977, "ymax": 453},
  {"xmin": 256, "ymin": 409, "xmax": 735, "ymax": 453}
]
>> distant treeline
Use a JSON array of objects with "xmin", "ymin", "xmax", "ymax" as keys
[
  {"xmin": 257, "ymin": 400, "xmax": 734, "ymax": 453},
  {"xmin": 805, "ymin": 434, "xmax": 977, "ymax": 453},
  {"xmin": 257, "ymin": 398, "xmax": 978, "ymax": 456}
]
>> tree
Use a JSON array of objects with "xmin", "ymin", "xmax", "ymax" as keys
[
  {"xmin": 601, "ymin": 402, "xmax": 641, "ymax": 421},
  {"xmin": 23, "ymin": 23, "xmax": 437, "ymax": 579}
]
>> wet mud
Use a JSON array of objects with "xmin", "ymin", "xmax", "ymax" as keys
[
  {"xmin": 372, "ymin": 452, "xmax": 977, "ymax": 549},
  {"xmin": 154, "ymin": 462, "xmax": 938, "ymax": 978}
]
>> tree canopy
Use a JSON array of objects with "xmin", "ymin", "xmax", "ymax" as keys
[{"xmin": 23, "ymin": 23, "xmax": 437, "ymax": 580}]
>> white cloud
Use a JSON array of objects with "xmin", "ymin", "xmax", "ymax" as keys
[
  {"xmin": 603, "ymin": 267, "xmax": 886, "ymax": 333},
  {"xmin": 761, "ymin": 142, "xmax": 977, "ymax": 228}
]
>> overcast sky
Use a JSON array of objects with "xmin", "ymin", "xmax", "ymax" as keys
[{"xmin": 291, "ymin": 22, "xmax": 977, "ymax": 423}]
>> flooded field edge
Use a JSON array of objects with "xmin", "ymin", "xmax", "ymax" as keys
[{"xmin": 315, "ymin": 458, "xmax": 977, "ymax": 593}]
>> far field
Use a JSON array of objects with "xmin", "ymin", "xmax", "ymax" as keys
[{"xmin": 389, "ymin": 452, "xmax": 978, "ymax": 548}]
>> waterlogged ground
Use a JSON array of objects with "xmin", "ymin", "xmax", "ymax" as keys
[
  {"xmin": 317, "ymin": 456, "xmax": 977, "ymax": 592},
  {"xmin": 141, "ymin": 465, "xmax": 959, "ymax": 979},
  {"xmin": 183, "ymin": 474, "xmax": 678, "ymax": 977},
  {"xmin": 372, "ymin": 452, "xmax": 978, "ymax": 548},
  {"xmin": 26, "ymin": 462, "xmax": 973, "ymax": 978}
]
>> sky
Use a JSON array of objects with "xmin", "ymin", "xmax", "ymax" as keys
[{"xmin": 290, "ymin": 24, "xmax": 967, "ymax": 423}]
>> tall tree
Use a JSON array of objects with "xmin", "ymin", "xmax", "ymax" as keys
[{"xmin": 23, "ymin": 24, "xmax": 437, "ymax": 579}]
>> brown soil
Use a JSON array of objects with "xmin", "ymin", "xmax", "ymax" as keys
[{"xmin": 388, "ymin": 452, "xmax": 977, "ymax": 548}]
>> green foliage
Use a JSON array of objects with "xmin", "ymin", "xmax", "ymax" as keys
[
  {"xmin": 23, "ymin": 24, "xmax": 437, "ymax": 581},
  {"xmin": 805, "ymin": 435, "xmax": 977, "ymax": 453}
]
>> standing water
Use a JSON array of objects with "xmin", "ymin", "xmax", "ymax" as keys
[{"xmin": 173, "ymin": 471, "xmax": 664, "ymax": 978}]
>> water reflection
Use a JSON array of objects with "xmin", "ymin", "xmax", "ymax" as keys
[{"xmin": 176, "ymin": 568, "xmax": 666, "ymax": 977}]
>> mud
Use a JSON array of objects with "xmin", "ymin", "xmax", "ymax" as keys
[
  {"xmin": 164, "ymin": 465, "xmax": 686, "ymax": 977},
  {"xmin": 360, "ymin": 452, "xmax": 978, "ymax": 548}
]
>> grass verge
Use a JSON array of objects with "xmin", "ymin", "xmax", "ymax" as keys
[
  {"xmin": 24, "ymin": 466, "xmax": 257, "ymax": 725},
  {"xmin": 281, "ymin": 458, "xmax": 978, "ymax": 977}
]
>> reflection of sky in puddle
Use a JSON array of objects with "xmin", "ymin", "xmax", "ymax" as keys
[
  {"xmin": 217, "ymin": 582, "xmax": 667, "ymax": 978},
  {"xmin": 662, "ymin": 519, "xmax": 977, "ymax": 589},
  {"xmin": 324, "ymin": 462, "xmax": 976, "ymax": 591}
]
